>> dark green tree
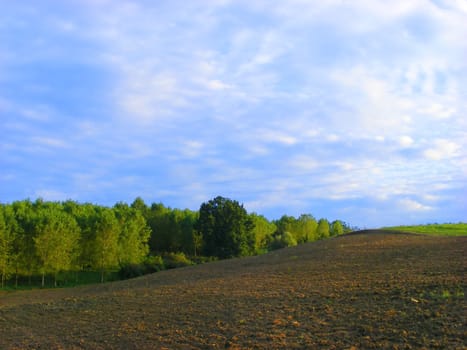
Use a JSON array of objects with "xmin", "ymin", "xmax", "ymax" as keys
[
  {"xmin": 197, "ymin": 196, "xmax": 255, "ymax": 259},
  {"xmin": 0, "ymin": 205, "xmax": 15, "ymax": 287},
  {"xmin": 11, "ymin": 200, "xmax": 38, "ymax": 284}
]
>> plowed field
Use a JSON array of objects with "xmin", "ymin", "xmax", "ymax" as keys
[{"xmin": 0, "ymin": 231, "xmax": 465, "ymax": 349}]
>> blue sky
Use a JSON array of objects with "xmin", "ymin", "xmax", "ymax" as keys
[{"xmin": 1, "ymin": 0, "xmax": 466, "ymax": 227}]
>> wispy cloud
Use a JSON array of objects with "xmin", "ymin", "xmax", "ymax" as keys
[{"xmin": 0, "ymin": 0, "xmax": 465, "ymax": 226}]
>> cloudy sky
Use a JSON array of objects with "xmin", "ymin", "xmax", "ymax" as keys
[{"xmin": 1, "ymin": 0, "xmax": 466, "ymax": 227}]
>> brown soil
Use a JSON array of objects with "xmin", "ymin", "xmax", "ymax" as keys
[{"xmin": 0, "ymin": 231, "xmax": 465, "ymax": 349}]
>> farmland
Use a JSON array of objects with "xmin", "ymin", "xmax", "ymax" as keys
[{"xmin": 0, "ymin": 230, "xmax": 465, "ymax": 349}]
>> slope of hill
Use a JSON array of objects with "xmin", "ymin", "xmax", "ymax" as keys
[
  {"xmin": 0, "ymin": 231, "xmax": 465, "ymax": 349},
  {"xmin": 382, "ymin": 223, "xmax": 467, "ymax": 236}
]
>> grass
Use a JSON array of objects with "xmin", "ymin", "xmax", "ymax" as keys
[{"xmin": 382, "ymin": 223, "xmax": 467, "ymax": 236}]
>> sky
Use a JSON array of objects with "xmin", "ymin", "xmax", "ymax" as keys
[{"xmin": 1, "ymin": 0, "xmax": 466, "ymax": 228}]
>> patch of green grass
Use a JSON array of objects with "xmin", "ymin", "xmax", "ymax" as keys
[{"xmin": 382, "ymin": 223, "xmax": 467, "ymax": 236}]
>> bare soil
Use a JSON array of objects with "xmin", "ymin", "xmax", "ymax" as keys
[{"xmin": 0, "ymin": 230, "xmax": 465, "ymax": 349}]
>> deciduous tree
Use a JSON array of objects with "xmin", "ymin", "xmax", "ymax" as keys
[
  {"xmin": 94, "ymin": 208, "xmax": 119, "ymax": 283},
  {"xmin": 197, "ymin": 196, "xmax": 255, "ymax": 259},
  {"xmin": 330, "ymin": 220, "xmax": 344, "ymax": 236},
  {"xmin": 317, "ymin": 218, "xmax": 330, "ymax": 239},
  {"xmin": 33, "ymin": 206, "xmax": 80, "ymax": 287}
]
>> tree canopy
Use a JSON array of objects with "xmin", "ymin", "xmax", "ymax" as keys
[
  {"xmin": 197, "ymin": 196, "xmax": 255, "ymax": 259},
  {"xmin": 0, "ymin": 196, "xmax": 352, "ymax": 288}
]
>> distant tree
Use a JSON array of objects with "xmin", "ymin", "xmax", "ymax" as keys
[
  {"xmin": 197, "ymin": 196, "xmax": 255, "ymax": 259},
  {"xmin": 192, "ymin": 231, "xmax": 203, "ymax": 257},
  {"xmin": 274, "ymin": 215, "xmax": 296, "ymax": 236},
  {"xmin": 317, "ymin": 218, "xmax": 330, "ymax": 239},
  {"xmin": 146, "ymin": 203, "xmax": 171, "ymax": 253},
  {"xmin": 114, "ymin": 203, "xmax": 151, "ymax": 266},
  {"xmin": 296, "ymin": 214, "xmax": 318, "ymax": 243},
  {"xmin": 33, "ymin": 206, "xmax": 80, "ymax": 287},
  {"xmin": 330, "ymin": 220, "xmax": 344, "ymax": 236},
  {"xmin": 250, "ymin": 213, "xmax": 276, "ymax": 253},
  {"xmin": 0, "ymin": 206, "xmax": 12, "ymax": 287},
  {"xmin": 175, "ymin": 209, "xmax": 198, "ymax": 255},
  {"xmin": 131, "ymin": 197, "xmax": 150, "ymax": 219},
  {"xmin": 274, "ymin": 214, "xmax": 318, "ymax": 244},
  {"xmin": 68, "ymin": 202, "xmax": 100, "ymax": 271},
  {"xmin": 93, "ymin": 209, "xmax": 119, "ymax": 283},
  {"xmin": 11, "ymin": 200, "xmax": 37, "ymax": 285},
  {"xmin": 0, "ymin": 205, "xmax": 21, "ymax": 288}
]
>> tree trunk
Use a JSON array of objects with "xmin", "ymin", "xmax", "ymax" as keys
[
  {"xmin": 41, "ymin": 272, "xmax": 45, "ymax": 288},
  {"xmin": 101, "ymin": 269, "xmax": 105, "ymax": 283}
]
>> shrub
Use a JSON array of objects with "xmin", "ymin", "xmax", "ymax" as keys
[
  {"xmin": 162, "ymin": 252, "xmax": 194, "ymax": 269},
  {"xmin": 143, "ymin": 255, "xmax": 165, "ymax": 273},
  {"xmin": 268, "ymin": 231, "xmax": 298, "ymax": 250},
  {"xmin": 191, "ymin": 255, "xmax": 218, "ymax": 265},
  {"xmin": 118, "ymin": 255, "xmax": 165, "ymax": 279},
  {"xmin": 118, "ymin": 263, "xmax": 147, "ymax": 279}
]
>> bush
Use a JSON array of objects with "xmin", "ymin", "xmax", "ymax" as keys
[
  {"xmin": 118, "ymin": 255, "xmax": 165, "ymax": 279},
  {"xmin": 191, "ymin": 255, "xmax": 218, "ymax": 265},
  {"xmin": 162, "ymin": 252, "xmax": 194, "ymax": 269},
  {"xmin": 268, "ymin": 231, "xmax": 298, "ymax": 250},
  {"xmin": 118, "ymin": 263, "xmax": 147, "ymax": 279},
  {"xmin": 143, "ymin": 255, "xmax": 165, "ymax": 273}
]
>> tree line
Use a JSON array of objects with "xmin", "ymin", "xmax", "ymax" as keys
[{"xmin": 0, "ymin": 196, "xmax": 352, "ymax": 288}]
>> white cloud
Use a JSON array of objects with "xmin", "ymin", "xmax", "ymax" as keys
[
  {"xmin": 256, "ymin": 129, "xmax": 298, "ymax": 146},
  {"xmin": 418, "ymin": 103, "xmax": 455, "ymax": 119},
  {"xmin": 423, "ymin": 139, "xmax": 460, "ymax": 160},
  {"xmin": 399, "ymin": 198, "xmax": 434, "ymax": 212},
  {"xmin": 398, "ymin": 135, "xmax": 415, "ymax": 148},
  {"xmin": 205, "ymin": 79, "xmax": 232, "ymax": 91}
]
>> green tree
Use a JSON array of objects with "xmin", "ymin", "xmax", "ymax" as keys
[
  {"xmin": 330, "ymin": 220, "xmax": 344, "ymax": 236},
  {"xmin": 33, "ymin": 206, "xmax": 80, "ymax": 287},
  {"xmin": 114, "ymin": 203, "xmax": 151, "ymax": 266},
  {"xmin": 12, "ymin": 200, "xmax": 39, "ymax": 285},
  {"xmin": 317, "ymin": 218, "xmax": 330, "ymax": 239},
  {"xmin": 174, "ymin": 209, "xmax": 198, "ymax": 255},
  {"xmin": 250, "ymin": 213, "xmax": 276, "ymax": 253},
  {"xmin": 94, "ymin": 208, "xmax": 119, "ymax": 283},
  {"xmin": 0, "ymin": 206, "xmax": 14, "ymax": 287},
  {"xmin": 274, "ymin": 215, "xmax": 296, "ymax": 236},
  {"xmin": 131, "ymin": 197, "xmax": 150, "ymax": 219},
  {"xmin": 147, "ymin": 203, "xmax": 171, "ymax": 253},
  {"xmin": 296, "ymin": 214, "xmax": 318, "ymax": 243},
  {"xmin": 197, "ymin": 196, "xmax": 255, "ymax": 259}
]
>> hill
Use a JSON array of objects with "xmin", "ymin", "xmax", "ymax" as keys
[
  {"xmin": 382, "ymin": 223, "xmax": 467, "ymax": 236},
  {"xmin": 0, "ymin": 231, "xmax": 465, "ymax": 349}
]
